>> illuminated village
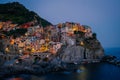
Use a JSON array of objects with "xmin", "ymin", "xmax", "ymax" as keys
[{"xmin": 0, "ymin": 21, "xmax": 93, "ymax": 56}]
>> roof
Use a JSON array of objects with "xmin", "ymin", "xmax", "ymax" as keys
[{"xmin": 82, "ymin": 25, "xmax": 91, "ymax": 29}]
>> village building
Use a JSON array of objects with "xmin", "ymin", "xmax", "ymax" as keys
[{"xmin": 82, "ymin": 25, "xmax": 93, "ymax": 38}]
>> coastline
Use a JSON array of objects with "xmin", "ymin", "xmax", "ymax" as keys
[
  {"xmin": 0, "ymin": 53, "xmax": 120, "ymax": 79},
  {"xmin": 0, "ymin": 52, "xmax": 101, "ymax": 78}
]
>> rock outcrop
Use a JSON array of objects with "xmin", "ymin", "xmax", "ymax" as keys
[{"xmin": 59, "ymin": 45, "xmax": 104, "ymax": 63}]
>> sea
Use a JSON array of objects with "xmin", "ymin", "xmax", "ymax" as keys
[{"xmin": 2, "ymin": 48, "xmax": 120, "ymax": 80}]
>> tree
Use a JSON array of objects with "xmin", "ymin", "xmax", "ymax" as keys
[{"xmin": 92, "ymin": 33, "xmax": 97, "ymax": 39}]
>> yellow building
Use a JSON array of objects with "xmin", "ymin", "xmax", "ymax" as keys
[
  {"xmin": 80, "ymin": 41, "xmax": 84, "ymax": 46},
  {"xmin": 39, "ymin": 44, "xmax": 48, "ymax": 52},
  {"xmin": 10, "ymin": 39, "xmax": 15, "ymax": 45},
  {"xmin": 5, "ymin": 47, "xmax": 10, "ymax": 53},
  {"xmin": 0, "ymin": 22, "xmax": 3, "ymax": 29},
  {"xmin": 31, "ymin": 48, "xmax": 35, "ymax": 53},
  {"xmin": 72, "ymin": 24, "xmax": 79, "ymax": 31}
]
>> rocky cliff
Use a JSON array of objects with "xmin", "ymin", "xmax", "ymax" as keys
[{"xmin": 58, "ymin": 44, "xmax": 104, "ymax": 63}]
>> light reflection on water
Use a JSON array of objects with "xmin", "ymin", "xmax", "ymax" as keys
[
  {"xmin": 3, "ymin": 74, "xmax": 31, "ymax": 80},
  {"xmin": 4, "ymin": 63, "xmax": 120, "ymax": 80},
  {"xmin": 6, "ymin": 78, "xmax": 23, "ymax": 80},
  {"xmin": 78, "ymin": 65, "xmax": 88, "ymax": 80}
]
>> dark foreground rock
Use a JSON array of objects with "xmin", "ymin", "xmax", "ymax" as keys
[
  {"xmin": 0, "ymin": 60, "xmax": 79, "ymax": 78},
  {"xmin": 101, "ymin": 55, "xmax": 120, "ymax": 67}
]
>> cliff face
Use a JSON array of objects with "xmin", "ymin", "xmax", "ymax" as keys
[{"xmin": 59, "ymin": 44, "xmax": 104, "ymax": 63}]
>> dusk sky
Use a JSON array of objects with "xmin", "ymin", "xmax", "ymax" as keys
[{"xmin": 0, "ymin": 0, "xmax": 120, "ymax": 48}]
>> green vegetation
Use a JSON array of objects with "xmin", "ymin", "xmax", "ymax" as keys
[
  {"xmin": 0, "ymin": 2, "xmax": 52, "ymax": 27},
  {"xmin": 92, "ymin": 33, "xmax": 97, "ymax": 39},
  {"xmin": 6, "ymin": 28, "xmax": 27, "ymax": 37}
]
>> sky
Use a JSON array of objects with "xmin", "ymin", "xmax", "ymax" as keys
[{"xmin": 0, "ymin": 0, "xmax": 120, "ymax": 48}]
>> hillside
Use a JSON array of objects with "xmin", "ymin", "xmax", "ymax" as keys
[{"xmin": 0, "ymin": 2, "xmax": 52, "ymax": 27}]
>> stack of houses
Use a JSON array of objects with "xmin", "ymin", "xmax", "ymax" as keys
[{"xmin": 0, "ymin": 21, "xmax": 93, "ymax": 56}]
